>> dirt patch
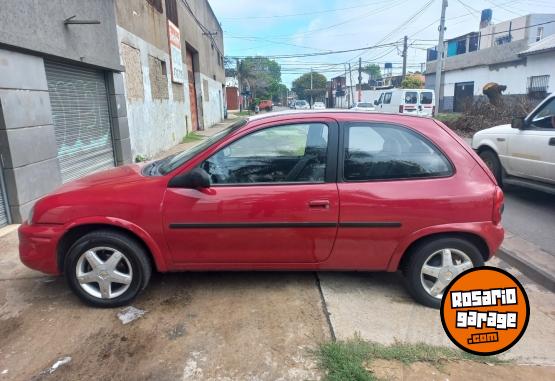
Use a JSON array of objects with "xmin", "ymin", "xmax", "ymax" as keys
[{"xmin": 368, "ymin": 359, "xmax": 555, "ymax": 381}]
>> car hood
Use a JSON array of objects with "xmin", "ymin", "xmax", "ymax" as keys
[
  {"xmin": 51, "ymin": 164, "xmax": 145, "ymax": 195},
  {"xmin": 475, "ymin": 124, "xmax": 513, "ymax": 135}
]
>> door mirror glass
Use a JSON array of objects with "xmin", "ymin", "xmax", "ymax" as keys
[
  {"xmin": 168, "ymin": 167, "xmax": 211, "ymax": 189},
  {"xmin": 374, "ymin": 100, "xmax": 378, "ymax": 105},
  {"xmin": 511, "ymin": 117, "xmax": 526, "ymax": 129}
]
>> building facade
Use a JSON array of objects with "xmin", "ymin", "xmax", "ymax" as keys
[
  {"xmin": 425, "ymin": 12, "xmax": 555, "ymax": 112},
  {"xmin": 0, "ymin": 0, "xmax": 224, "ymax": 227}
]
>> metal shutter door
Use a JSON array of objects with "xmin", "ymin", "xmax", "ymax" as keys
[
  {"xmin": 0, "ymin": 172, "xmax": 8, "ymax": 227},
  {"xmin": 45, "ymin": 61, "xmax": 115, "ymax": 183}
]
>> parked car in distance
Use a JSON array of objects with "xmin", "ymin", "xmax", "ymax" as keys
[
  {"xmin": 312, "ymin": 101, "xmax": 326, "ymax": 110},
  {"xmin": 351, "ymin": 101, "xmax": 376, "ymax": 111},
  {"xmin": 294, "ymin": 100, "xmax": 310, "ymax": 110},
  {"xmin": 472, "ymin": 94, "xmax": 555, "ymax": 193},
  {"xmin": 258, "ymin": 99, "xmax": 273, "ymax": 111},
  {"xmin": 20, "ymin": 111, "xmax": 504, "ymax": 309},
  {"xmin": 374, "ymin": 88, "xmax": 435, "ymax": 116}
]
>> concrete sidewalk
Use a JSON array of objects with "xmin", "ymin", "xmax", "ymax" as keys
[{"xmin": 318, "ymin": 256, "xmax": 555, "ymax": 365}]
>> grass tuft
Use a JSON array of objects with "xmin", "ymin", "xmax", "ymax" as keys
[
  {"xmin": 316, "ymin": 336, "xmax": 507, "ymax": 381},
  {"xmin": 181, "ymin": 132, "xmax": 205, "ymax": 143}
]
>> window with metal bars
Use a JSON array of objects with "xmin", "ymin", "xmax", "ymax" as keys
[{"xmin": 527, "ymin": 75, "xmax": 550, "ymax": 99}]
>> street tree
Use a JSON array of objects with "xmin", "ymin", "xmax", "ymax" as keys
[
  {"xmin": 363, "ymin": 64, "xmax": 381, "ymax": 80},
  {"xmin": 401, "ymin": 75, "xmax": 424, "ymax": 89},
  {"xmin": 237, "ymin": 57, "xmax": 281, "ymax": 99},
  {"xmin": 292, "ymin": 72, "xmax": 327, "ymax": 101}
]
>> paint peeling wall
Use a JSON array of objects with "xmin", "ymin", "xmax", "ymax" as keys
[
  {"xmin": 117, "ymin": 26, "xmax": 190, "ymax": 159},
  {"xmin": 199, "ymin": 73, "xmax": 224, "ymax": 129}
]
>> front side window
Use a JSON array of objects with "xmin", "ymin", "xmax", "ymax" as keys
[
  {"xmin": 376, "ymin": 93, "xmax": 384, "ymax": 104},
  {"xmin": 201, "ymin": 123, "xmax": 329, "ymax": 184},
  {"xmin": 344, "ymin": 123, "xmax": 453, "ymax": 181},
  {"xmin": 531, "ymin": 97, "xmax": 555, "ymax": 129},
  {"xmin": 383, "ymin": 93, "xmax": 392, "ymax": 104}
]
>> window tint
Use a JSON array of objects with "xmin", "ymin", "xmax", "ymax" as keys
[
  {"xmin": 344, "ymin": 123, "xmax": 453, "ymax": 181},
  {"xmin": 383, "ymin": 93, "xmax": 392, "ymax": 104},
  {"xmin": 404, "ymin": 92, "xmax": 418, "ymax": 104},
  {"xmin": 420, "ymin": 91, "xmax": 433, "ymax": 104},
  {"xmin": 202, "ymin": 123, "xmax": 328, "ymax": 184},
  {"xmin": 531, "ymin": 97, "xmax": 555, "ymax": 129}
]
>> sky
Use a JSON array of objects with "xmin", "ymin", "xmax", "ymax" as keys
[{"xmin": 209, "ymin": 0, "xmax": 555, "ymax": 87}]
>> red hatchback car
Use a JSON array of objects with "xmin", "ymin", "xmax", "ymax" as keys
[{"xmin": 19, "ymin": 111, "xmax": 504, "ymax": 308}]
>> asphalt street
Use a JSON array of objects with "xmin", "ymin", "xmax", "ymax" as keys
[{"xmin": 502, "ymin": 185, "xmax": 555, "ymax": 256}]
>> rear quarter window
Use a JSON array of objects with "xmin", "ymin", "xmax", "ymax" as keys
[{"xmin": 420, "ymin": 91, "xmax": 434, "ymax": 104}]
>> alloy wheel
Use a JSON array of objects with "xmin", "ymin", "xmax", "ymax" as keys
[
  {"xmin": 75, "ymin": 247, "xmax": 133, "ymax": 299},
  {"xmin": 420, "ymin": 248, "xmax": 473, "ymax": 299}
]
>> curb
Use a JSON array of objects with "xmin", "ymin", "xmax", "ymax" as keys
[{"xmin": 497, "ymin": 244, "xmax": 555, "ymax": 293}]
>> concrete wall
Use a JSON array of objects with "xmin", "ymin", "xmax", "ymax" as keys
[
  {"xmin": 480, "ymin": 15, "xmax": 527, "ymax": 49},
  {"xmin": 115, "ymin": 0, "xmax": 225, "ymax": 159},
  {"xmin": 117, "ymin": 26, "xmax": 188, "ymax": 159},
  {"xmin": 0, "ymin": 49, "xmax": 62, "ymax": 222},
  {"xmin": 0, "ymin": 0, "xmax": 121, "ymax": 71},
  {"xmin": 527, "ymin": 14, "xmax": 555, "ymax": 43}
]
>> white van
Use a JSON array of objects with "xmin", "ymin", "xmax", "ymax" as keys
[{"xmin": 373, "ymin": 89, "xmax": 435, "ymax": 117}]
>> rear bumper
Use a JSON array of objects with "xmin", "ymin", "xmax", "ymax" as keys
[
  {"xmin": 18, "ymin": 222, "xmax": 65, "ymax": 275},
  {"xmin": 484, "ymin": 223, "xmax": 505, "ymax": 259}
]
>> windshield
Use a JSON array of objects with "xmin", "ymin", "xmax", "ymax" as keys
[
  {"xmin": 158, "ymin": 119, "xmax": 247, "ymax": 174},
  {"xmin": 296, "ymin": 100, "xmax": 307, "ymax": 106}
]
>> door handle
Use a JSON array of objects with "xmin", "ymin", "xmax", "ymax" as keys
[
  {"xmin": 309, "ymin": 200, "xmax": 330, "ymax": 209},
  {"xmin": 549, "ymin": 137, "xmax": 555, "ymax": 146}
]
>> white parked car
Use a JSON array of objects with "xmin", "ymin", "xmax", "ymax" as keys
[
  {"xmin": 350, "ymin": 101, "xmax": 375, "ymax": 111},
  {"xmin": 374, "ymin": 88, "xmax": 435, "ymax": 116},
  {"xmin": 472, "ymin": 94, "xmax": 555, "ymax": 193},
  {"xmin": 312, "ymin": 102, "xmax": 326, "ymax": 110},
  {"xmin": 294, "ymin": 100, "xmax": 310, "ymax": 110}
]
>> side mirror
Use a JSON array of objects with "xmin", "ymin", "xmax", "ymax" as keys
[
  {"xmin": 168, "ymin": 167, "xmax": 211, "ymax": 189},
  {"xmin": 511, "ymin": 117, "xmax": 526, "ymax": 129},
  {"xmin": 374, "ymin": 100, "xmax": 378, "ymax": 105}
]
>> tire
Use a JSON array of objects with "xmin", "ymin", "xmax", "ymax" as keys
[
  {"xmin": 64, "ymin": 230, "xmax": 151, "ymax": 308},
  {"xmin": 479, "ymin": 149, "xmax": 503, "ymax": 187},
  {"xmin": 403, "ymin": 237, "xmax": 484, "ymax": 309}
]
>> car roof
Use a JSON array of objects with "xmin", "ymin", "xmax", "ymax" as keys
[{"xmin": 246, "ymin": 109, "xmax": 431, "ymax": 123}]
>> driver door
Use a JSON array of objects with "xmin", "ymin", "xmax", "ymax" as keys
[
  {"xmin": 507, "ymin": 97, "xmax": 555, "ymax": 183},
  {"xmin": 162, "ymin": 119, "xmax": 340, "ymax": 264}
]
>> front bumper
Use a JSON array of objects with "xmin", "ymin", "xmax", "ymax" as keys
[{"xmin": 18, "ymin": 222, "xmax": 65, "ymax": 275}]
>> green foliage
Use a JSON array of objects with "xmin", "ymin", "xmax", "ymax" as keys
[
  {"xmin": 401, "ymin": 75, "xmax": 424, "ymax": 89},
  {"xmin": 134, "ymin": 155, "xmax": 149, "ymax": 163},
  {"xmin": 181, "ymin": 132, "xmax": 204, "ymax": 143},
  {"xmin": 238, "ymin": 57, "xmax": 282, "ymax": 99},
  {"xmin": 292, "ymin": 72, "xmax": 327, "ymax": 101},
  {"xmin": 316, "ymin": 337, "xmax": 507, "ymax": 381},
  {"xmin": 363, "ymin": 64, "xmax": 381, "ymax": 80}
]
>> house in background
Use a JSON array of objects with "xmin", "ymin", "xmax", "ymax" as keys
[{"xmin": 425, "ymin": 11, "xmax": 555, "ymax": 112}]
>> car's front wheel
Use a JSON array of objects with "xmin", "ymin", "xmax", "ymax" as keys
[
  {"xmin": 403, "ymin": 238, "xmax": 484, "ymax": 308},
  {"xmin": 64, "ymin": 230, "xmax": 151, "ymax": 307},
  {"xmin": 479, "ymin": 149, "xmax": 503, "ymax": 186}
]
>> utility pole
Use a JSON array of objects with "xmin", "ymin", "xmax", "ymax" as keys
[
  {"xmin": 348, "ymin": 63, "xmax": 354, "ymax": 108},
  {"xmin": 358, "ymin": 57, "xmax": 362, "ymax": 102},
  {"xmin": 402, "ymin": 35, "xmax": 408, "ymax": 81},
  {"xmin": 236, "ymin": 58, "xmax": 242, "ymax": 111},
  {"xmin": 310, "ymin": 68, "xmax": 313, "ymax": 107},
  {"xmin": 435, "ymin": 0, "xmax": 448, "ymax": 112}
]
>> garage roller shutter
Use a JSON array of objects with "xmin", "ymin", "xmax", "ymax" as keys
[
  {"xmin": 0, "ymin": 173, "xmax": 8, "ymax": 227},
  {"xmin": 45, "ymin": 61, "xmax": 115, "ymax": 183}
]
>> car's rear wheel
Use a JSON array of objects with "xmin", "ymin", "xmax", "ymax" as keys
[
  {"xmin": 479, "ymin": 149, "xmax": 503, "ymax": 186},
  {"xmin": 403, "ymin": 238, "xmax": 484, "ymax": 308},
  {"xmin": 64, "ymin": 230, "xmax": 151, "ymax": 308}
]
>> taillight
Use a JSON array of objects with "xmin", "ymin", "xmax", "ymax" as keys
[
  {"xmin": 493, "ymin": 186, "xmax": 504, "ymax": 225},
  {"xmin": 399, "ymin": 105, "xmax": 404, "ymax": 113}
]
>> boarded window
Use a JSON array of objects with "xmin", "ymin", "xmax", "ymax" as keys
[
  {"xmin": 203, "ymin": 79, "xmax": 209, "ymax": 101},
  {"xmin": 121, "ymin": 43, "xmax": 144, "ymax": 100},
  {"xmin": 172, "ymin": 83, "xmax": 184, "ymax": 102},
  {"xmin": 165, "ymin": 0, "xmax": 178, "ymax": 26},
  {"xmin": 149, "ymin": 55, "xmax": 169, "ymax": 100},
  {"xmin": 146, "ymin": 0, "xmax": 162, "ymax": 13}
]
